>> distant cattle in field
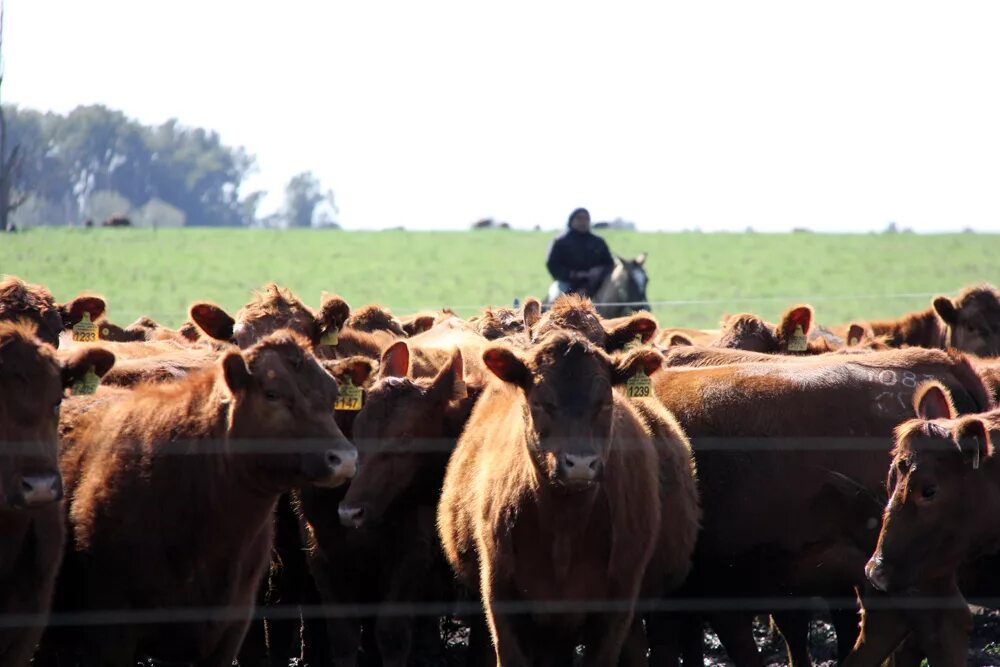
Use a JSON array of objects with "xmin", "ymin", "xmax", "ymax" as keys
[
  {"xmin": 529, "ymin": 294, "xmax": 657, "ymax": 352},
  {"xmin": 0, "ymin": 321, "xmax": 114, "ymax": 666},
  {"xmin": 45, "ymin": 331, "xmax": 357, "ymax": 665},
  {"xmin": 859, "ymin": 284, "xmax": 1000, "ymax": 357},
  {"xmin": 650, "ymin": 348, "xmax": 993, "ymax": 666},
  {"xmin": 0, "ymin": 276, "xmax": 106, "ymax": 348},
  {"xmin": 101, "ymin": 215, "xmax": 132, "ymax": 227},
  {"xmin": 438, "ymin": 332, "xmax": 682, "ymax": 666}
]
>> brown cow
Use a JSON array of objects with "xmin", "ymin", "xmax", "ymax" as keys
[
  {"xmin": 857, "ymin": 387, "xmax": 1000, "ymax": 666},
  {"xmin": 651, "ymin": 348, "xmax": 993, "ymax": 667},
  {"xmin": 345, "ymin": 304, "xmax": 407, "ymax": 337},
  {"xmin": 0, "ymin": 321, "xmax": 114, "ymax": 666},
  {"xmin": 45, "ymin": 331, "xmax": 358, "ymax": 666},
  {"xmin": 467, "ymin": 299, "xmax": 541, "ymax": 341},
  {"xmin": 861, "ymin": 284, "xmax": 1000, "ymax": 356},
  {"xmin": 437, "ymin": 332, "xmax": 670, "ymax": 667},
  {"xmin": 399, "ymin": 309, "xmax": 454, "ymax": 337},
  {"xmin": 528, "ymin": 294, "xmax": 657, "ymax": 352},
  {"xmin": 0, "ymin": 276, "xmax": 106, "ymax": 348},
  {"xmin": 711, "ymin": 304, "xmax": 844, "ymax": 355}
]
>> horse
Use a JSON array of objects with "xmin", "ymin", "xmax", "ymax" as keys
[{"xmin": 545, "ymin": 253, "xmax": 651, "ymax": 319}]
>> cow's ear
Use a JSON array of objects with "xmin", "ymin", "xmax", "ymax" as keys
[
  {"xmin": 177, "ymin": 321, "xmax": 201, "ymax": 342},
  {"xmin": 846, "ymin": 323, "xmax": 867, "ymax": 346},
  {"xmin": 668, "ymin": 333, "xmax": 693, "ymax": 347},
  {"xmin": 221, "ymin": 351, "xmax": 251, "ymax": 393},
  {"xmin": 933, "ymin": 296, "xmax": 959, "ymax": 325},
  {"xmin": 380, "ymin": 341, "xmax": 410, "ymax": 379},
  {"xmin": 60, "ymin": 295, "xmax": 106, "ymax": 328},
  {"xmin": 190, "ymin": 303, "xmax": 236, "ymax": 341},
  {"xmin": 777, "ymin": 305, "xmax": 813, "ymax": 340},
  {"xmin": 402, "ymin": 315, "xmax": 435, "ymax": 337},
  {"xmin": 324, "ymin": 356, "xmax": 375, "ymax": 387},
  {"xmin": 482, "ymin": 346, "xmax": 531, "ymax": 389},
  {"xmin": 611, "ymin": 348, "xmax": 662, "ymax": 386},
  {"xmin": 430, "ymin": 348, "xmax": 464, "ymax": 402},
  {"xmin": 316, "ymin": 292, "xmax": 351, "ymax": 345},
  {"xmin": 958, "ymin": 419, "xmax": 992, "ymax": 470},
  {"xmin": 522, "ymin": 298, "xmax": 542, "ymax": 331},
  {"xmin": 604, "ymin": 314, "xmax": 658, "ymax": 351},
  {"xmin": 914, "ymin": 381, "xmax": 956, "ymax": 420},
  {"xmin": 61, "ymin": 347, "xmax": 116, "ymax": 388}
]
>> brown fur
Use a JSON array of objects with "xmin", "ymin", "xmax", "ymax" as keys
[
  {"xmin": 531, "ymin": 294, "xmax": 658, "ymax": 352},
  {"xmin": 46, "ymin": 331, "xmax": 357, "ymax": 665},
  {"xmin": 651, "ymin": 348, "xmax": 993, "ymax": 665},
  {"xmin": 437, "ymin": 332, "xmax": 669, "ymax": 666},
  {"xmin": 0, "ymin": 321, "xmax": 114, "ymax": 665},
  {"xmin": 345, "ymin": 304, "xmax": 407, "ymax": 337},
  {"xmin": 0, "ymin": 276, "xmax": 106, "ymax": 348},
  {"xmin": 712, "ymin": 305, "xmax": 838, "ymax": 355}
]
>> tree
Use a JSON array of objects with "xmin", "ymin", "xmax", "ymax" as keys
[
  {"xmin": 0, "ymin": 4, "xmax": 28, "ymax": 230},
  {"xmin": 283, "ymin": 171, "xmax": 337, "ymax": 228}
]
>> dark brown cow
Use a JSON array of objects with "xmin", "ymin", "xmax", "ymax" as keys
[
  {"xmin": 711, "ymin": 304, "xmax": 844, "ymax": 354},
  {"xmin": 0, "ymin": 276, "xmax": 106, "ymax": 348},
  {"xmin": 651, "ymin": 348, "xmax": 993, "ymax": 667},
  {"xmin": 528, "ymin": 294, "xmax": 657, "ymax": 352},
  {"xmin": 857, "ymin": 387, "xmax": 1000, "ymax": 666},
  {"xmin": 0, "ymin": 321, "xmax": 114, "ymax": 666},
  {"xmin": 861, "ymin": 284, "xmax": 1000, "ymax": 356},
  {"xmin": 438, "ymin": 332, "xmax": 670, "ymax": 667},
  {"xmin": 45, "ymin": 331, "xmax": 358, "ymax": 666}
]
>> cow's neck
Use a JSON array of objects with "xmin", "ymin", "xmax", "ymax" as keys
[
  {"xmin": 976, "ymin": 469, "xmax": 1000, "ymax": 557},
  {"xmin": 870, "ymin": 309, "xmax": 946, "ymax": 349}
]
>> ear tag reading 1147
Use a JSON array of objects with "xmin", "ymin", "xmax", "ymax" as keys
[
  {"xmin": 72, "ymin": 312, "xmax": 98, "ymax": 342},
  {"xmin": 787, "ymin": 324, "xmax": 808, "ymax": 352},
  {"xmin": 626, "ymin": 369, "xmax": 651, "ymax": 399},
  {"xmin": 72, "ymin": 366, "xmax": 101, "ymax": 396},
  {"xmin": 321, "ymin": 327, "xmax": 340, "ymax": 347},
  {"xmin": 334, "ymin": 378, "xmax": 363, "ymax": 411}
]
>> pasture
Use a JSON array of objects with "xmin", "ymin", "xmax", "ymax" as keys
[{"xmin": 2, "ymin": 227, "xmax": 998, "ymax": 327}]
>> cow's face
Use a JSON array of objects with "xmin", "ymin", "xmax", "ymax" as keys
[
  {"xmin": 225, "ymin": 332, "xmax": 357, "ymax": 491},
  {"xmin": 339, "ymin": 345, "xmax": 462, "ymax": 528},
  {"xmin": 866, "ymin": 384, "xmax": 993, "ymax": 593},
  {"xmin": 0, "ymin": 323, "xmax": 114, "ymax": 509},
  {"xmin": 934, "ymin": 287, "xmax": 1000, "ymax": 357},
  {"xmin": 483, "ymin": 333, "xmax": 661, "ymax": 490}
]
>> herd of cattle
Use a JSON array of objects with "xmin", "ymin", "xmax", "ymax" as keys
[{"xmin": 2, "ymin": 275, "xmax": 1000, "ymax": 667}]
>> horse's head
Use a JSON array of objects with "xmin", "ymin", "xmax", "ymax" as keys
[{"xmin": 617, "ymin": 253, "xmax": 650, "ymax": 313}]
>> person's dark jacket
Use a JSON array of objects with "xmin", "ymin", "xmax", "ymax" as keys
[{"xmin": 545, "ymin": 228, "xmax": 615, "ymax": 295}]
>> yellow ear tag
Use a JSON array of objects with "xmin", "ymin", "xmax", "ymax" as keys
[
  {"xmin": 72, "ymin": 312, "xmax": 98, "ymax": 342},
  {"xmin": 334, "ymin": 377, "xmax": 363, "ymax": 411},
  {"xmin": 624, "ymin": 335, "xmax": 643, "ymax": 352},
  {"xmin": 848, "ymin": 336, "xmax": 860, "ymax": 347},
  {"xmin": 787, "ymin": 324, "xmax": 808, "ymax": 352},
  {"xmin": 625, "ymin": 368, "xmax": 651, "ymax": 399},
  {"xmin": 320, "ymin": 327, "xmax": 340, "ymax": 346},
  {"xmin": 71, "ymin": 366, "xmax": 100, "ymax": 396}
]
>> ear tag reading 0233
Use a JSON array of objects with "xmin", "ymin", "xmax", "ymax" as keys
[
  {"xmin": 334, "ymin": 378, "xmax": 363, "ymax": 411},
  {"xmin": 787, "ymin": 324, "xmax": 808, "ymax": 352},
  {"xmin": 626, "ymin": 369, "xmax": 651, "ymax": 399},
  {"xmin": 321, "ymin": 327, "xmax": 340, "ymax": 347},
  {"xmin": 72, "ymin": 312, "xmax": 98, "ymax": 342},
  {"xmin": 72, "ymin": 366, "xmax": 101, "ymax": 396}
]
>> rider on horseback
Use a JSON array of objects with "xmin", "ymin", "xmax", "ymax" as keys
[{"xmin": 545, "ymin": 208, "xmax": 615, "ymax": 302}]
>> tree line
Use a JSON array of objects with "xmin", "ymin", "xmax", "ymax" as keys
[{"xmin": 0, "ymin": 104, "xmax": 336, "ymax": 230}]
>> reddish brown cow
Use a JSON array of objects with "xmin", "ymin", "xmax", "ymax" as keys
[
  {"xmin": 651, "ymin": 349, "xmax": 993, "ymax": 667},
  {"xmin": 861, "ymin": 284, "xmax": 1000, "ymax": 356},
  {"xmin": 437, "ymin": 332, "xmax": 670, "ymax": 667},
  {"xmin": 857, "ymin": 387, "xmax": 1000, "ymax": 666},
  {"xmin": 467, "ymin": 299, "xmax": 541, "ymax": 340},
  {"xmin": 45, "ymin": 331, "xmax": 358, "ymax": 666},
  {"xmin": 399, "ymin": 309, "xmax": 453, "ymax": 337},
  {"xmin": 528, "ymin": 294, "xmax": 657, "ymax": 352},
  {"xmin": 0, "ymin": 276, "xmax": 106, "ymax": 348},
  {"xmin": 0, "ymin": 321, "xmax": 114, "ymax": 666},
  {"xmin": 711, "ymin": 304, "xmax": 847, "ymax": 354}
]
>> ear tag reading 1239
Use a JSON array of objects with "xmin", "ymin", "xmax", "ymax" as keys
[
  {"xmin": 72, "ymin": 312, "xmax": 98, "ymax": 342},
  {"xmin": 72, "ymin": 366, "xmax": 100, "ymax": 396},
  {"xmin": 321, "ymin": 327, "xmax": 340, "ymax": 347},
  {"xmin": 626, "ymin": 369, "xmax": 651, "ymax": 399},
  {"xmin": 788, "ymin": 324, "xmax": 808, "ymax": 352},
  {"xmin": 624, "ymin": 335, "xmax": 643, "ymax": 352},
  {"xmin": 334, "ymin": 378, "xmax": 363, "ymax": 411}
]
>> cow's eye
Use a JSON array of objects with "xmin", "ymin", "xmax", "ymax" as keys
[
  {"xmin": 921, "ymin": 485, "xmax": 937, "ymax": 500},
  {"xmin": 264, "ymin": 390, "xmax": 281, "ymax": 402}
]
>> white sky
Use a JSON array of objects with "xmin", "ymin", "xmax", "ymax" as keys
[{"xmin": 6, "ymin": 1, "xmax": 1000, "ymax": 231}]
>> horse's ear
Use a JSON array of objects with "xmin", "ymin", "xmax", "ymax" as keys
[{"xmin": 634, "ymin": 252, "xmax": 647, "ymax": 266}]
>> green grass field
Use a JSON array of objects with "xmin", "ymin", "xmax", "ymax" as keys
[{"xmin": 1, "ymin": 227, "xmax": 997, "ymax": 330}]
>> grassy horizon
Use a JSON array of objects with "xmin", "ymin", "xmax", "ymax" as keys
[{"xmin": 2, "ymin": 227, "xmax": 997, "ymax": 330}]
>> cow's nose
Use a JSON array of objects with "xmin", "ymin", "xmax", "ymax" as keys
[
  {"xmin": 561, "ymin": 454, "xmax": 601, "ymax": 482},
  {"xmin": 865, "ymin": 555, "xmax": 890, "ymax": 593},
  {"xmin": 19, "ymin": 474, "xmax": 63, "ymax": 507},
  {"xmin": 338, "ymin": 503, "xmax": 365, "ymax": 528},
  {"xmin": 327, "ymin": 448, "xmax": 358, "ymax": 480}
]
